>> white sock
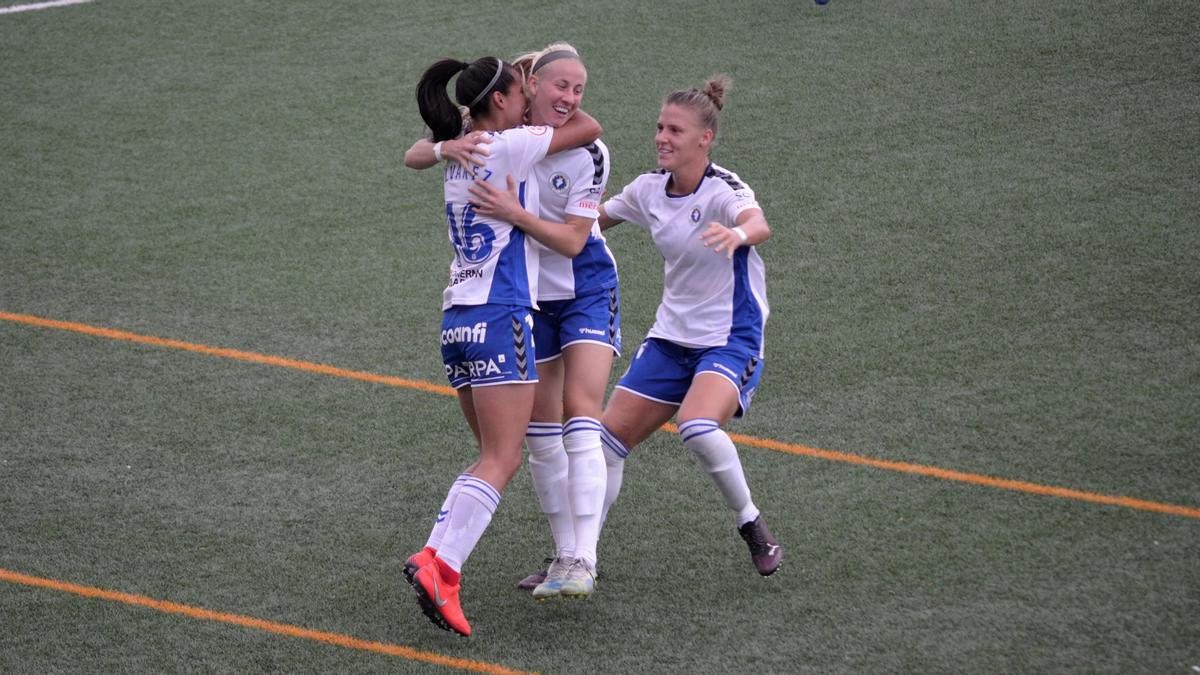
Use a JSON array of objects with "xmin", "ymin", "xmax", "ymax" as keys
[
  {"xmin": 563, "ymin": 417, "xmax": 606, "ymax": 568},
  {"xmin": 424, "ymin": 473, "xmax": 469, "ymax": 551},
  {"xmin": 526, "ymin": 422, "xmax": 575, "ymax": 559},
  {"xmin": 679, "ymin": 419, "xmax": 759, "ymax": 527},
  {"xmin": 435, "ymin": 475, "xmax": 501, "ymax": 573},
  {"xmin": 598, "ymin": 424, "xmax": 629, "ymax": 530}
]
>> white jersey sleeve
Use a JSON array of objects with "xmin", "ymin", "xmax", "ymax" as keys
[
  {"xmin": 709, "ymin": 168, "xmax": 761, "ymax": 225},
  {"xmin": 563, "ymin": 142, "xmax": 607, "ymax": 220},
  {"xmin": 531, "ymin": 140, "xmax": 617, "ymax": 300},
  {"xmin": 601, "ymin": 172, "xmax": 655, "ymax": 230},
  {"xmin": 485, "ymin": 125, "xmax": 555, "ymax": 180}
]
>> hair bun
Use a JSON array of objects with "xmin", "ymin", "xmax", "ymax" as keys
[{"xmin": 702, "ymin": 74, "xmax": 732, "ymax": 111}]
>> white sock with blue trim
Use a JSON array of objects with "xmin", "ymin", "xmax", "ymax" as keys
[
  {"xmin": 424, "ymin": 473, "xmax": 469, "ymax": 551},
  {"xmin": 598, "ymin": 425, "xmax": 630, "ymax": 529},
  {"xmin": 679, "ymin": 418, "xmax": 760, "ymax": 527},
  {"xmin": 435, "ymin": 475, "xmax": 501, "ymax": 573},
  {"xmin": 563, "ymin": 417, "xmax": 606, "ymax": 568},
  {"xmin": 526, "ymin": 422, "xmax": 575, "ymax": 558}
]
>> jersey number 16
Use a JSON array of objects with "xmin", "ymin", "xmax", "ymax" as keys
[{"xmin": 447, "ymin": 203, "xmax": 496, "ymax": 264}]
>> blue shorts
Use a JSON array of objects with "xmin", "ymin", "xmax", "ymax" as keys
[
  {"xmin": 441, "ymin": 304, "xmax": 538, "ymax": 389},
  {"xmin": 532, "ymin": 286, "xmax": 622, "ymax": 362},
  {"xmin": 614, "ymin": 337, "xmax": 763, "ymax": 418}
]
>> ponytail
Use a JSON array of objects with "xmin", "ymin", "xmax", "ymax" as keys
[
  {"xmin": 415, "ymin": 56, "xmax": 520, "ymax": 141},
  {"xmin": 416, "ymin": 58, "xmax": 470, "ymax": 141}
]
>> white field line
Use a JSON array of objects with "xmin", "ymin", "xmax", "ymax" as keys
[{"xmin": 0, "ymin": 0, "xmax": 94, "ymax": 14}]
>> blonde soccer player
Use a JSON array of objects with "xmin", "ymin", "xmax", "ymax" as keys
[
  {"xmin": 401, "ymin": 54, "xmax": 601, "ymax": 637},
  {"xmin": 596, "ymin": 75, "xmax": 783, "ymax": 577},
  {"xmin": 409, "ymin": 43, "xmax": 619, "ymax": 601}
]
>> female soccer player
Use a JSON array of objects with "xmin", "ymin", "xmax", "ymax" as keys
[
  {"xmin": 401, "ymin": 55, "xmax": 601, "ymax": 637},
  {"xmin": 408, "ymin": 43, "xmax": 618, "ymax": 601},
  {"xmin": 596, "ymin": 75, "xmax": 783, "ymax": 577}
]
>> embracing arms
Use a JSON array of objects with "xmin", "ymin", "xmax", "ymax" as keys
[{"xmin": 468, "ymin": 178, "xmax": 593, "ymax": 257}]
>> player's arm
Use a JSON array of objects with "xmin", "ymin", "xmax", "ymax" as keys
[
  {"xmin": 469, "ymin": 176, "xmax": 591, "ymax": 257},
  {"xmin": 403, "ymin": 132, "xmax": 492, "ymax": 169},
  {"xmin": 546, "ymin": 110, "xmax": 602, "ymax": 155},
  {"xmin": 597, "ymin": 204, "xmax": 624, "ymax": 231},
  {"xmin": 700, "ymin": 207, "xmax": 770, "ymax": 258}
]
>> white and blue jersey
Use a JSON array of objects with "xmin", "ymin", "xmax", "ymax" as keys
[
  {"xmin": 441, "ymin": 125, "xmax": 554, "ymax": 311},
  {"xmin": 602, "ymin": 162, "xmax": 768, "ymax": 352},
  {"xmin": 530, "ymin": 139, "xmax": 618, "ymax": 301}
]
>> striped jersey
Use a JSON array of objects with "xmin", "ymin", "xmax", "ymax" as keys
[
  {"xmin": 602, "ymin": 163, "xmax": 769, "ymax": 350},
  {"xmin": 440, "ymin": 125, "xmax": 553, "ymax": 310}
]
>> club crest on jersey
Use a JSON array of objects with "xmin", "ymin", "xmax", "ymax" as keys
[
  {"xmin": 550, "ymin": 173, "xmax": 570, "ymax": 194},
  {"xmin": 690, "ymin": 207, "xmax": 702, "ymax": 223}
]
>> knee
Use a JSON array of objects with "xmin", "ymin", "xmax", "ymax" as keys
[
  {"xmin": 599, "ymin": 423, "xmax": 632, "ymax": 464},
  {"xmin": 479, "ymin": 451, "xmax": 524, "ymax": 485},
  {"xmin": 677, "ymin": 418, "xmax": 725, "ymax": 459},
  {"xmin": 499, "ymin": 453, "xmax": 524, "ymax": 482},
  {"xmin": 562, "ymin": 385, "xmax": 604, "ymax": 420},
  {"xmin": 597, "ymin": 416, "xmax": 635, "ymax": 453}
]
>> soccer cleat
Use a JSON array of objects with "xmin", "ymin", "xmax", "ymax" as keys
[
  {"xmin": 737, "ymin": 515, "xmax": 782, "ymax": 576},
  {"xmin": 405, "ymin": 559, "xmax": 471, "ymax": 637},
  {"xmin": 557, "ymin": 559, "xmax": 595, "ymax": 598},
  {"xmin": 531, "ymin": 557, "xmax": 573, "ymax": 600},
  {"xmin": 517, "ymin": 557, "xmax": 555, "ymax": 591},
  {"xmin": 403, "ymin": 547, "xmax": 436, "ymax": 584}
]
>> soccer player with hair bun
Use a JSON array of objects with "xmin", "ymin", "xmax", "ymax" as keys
[
  {"xmin": 597, "ymin": 75, "xmax": 783, "ymax": 577},
  {"xmin": 401, "ymin": 54, "xmax": 601, "ymax": 637},
  {"xmin": 408, "ymin": 42, "xmax": 619, "ymax": 602}
]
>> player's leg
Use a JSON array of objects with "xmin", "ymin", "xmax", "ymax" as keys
[
  {"xmin": 519, "ymin": 303, "xmax": 574, "ymax": 591},
  {"xmin": 409, "ymin": 312, "xmax": 485, "ymax": 578},
  {"xmin": 527, "ymin": 356, "xmax": 575, "ymax": 563},
  {"xmin": 549, "ymin": 341, "xmax": 615, "ymax": 597},
  {"xmin": 677, "ymin": 372, "xmax": 753, "ymax": 524},
  {"xmin": 597, "ymin": 384, "xmax": 675, "ymax": 518},
  {"xmin": 597, "ymin": 338, "xmax": 692, "ymax": 540},
  {"xmin": 407, "ymin": 306, "xmax": 537, "ymax": 635},
  {"xmin": 676, "ymin": 350, "xmax": 780, "ymax": 576},
  {"xmin": 546, "ymin": 287, "xmax": 620, "ymax": 596},
  {"xmin": 410, "ymin": 381, "xmax": 535, "ymax": 635}
]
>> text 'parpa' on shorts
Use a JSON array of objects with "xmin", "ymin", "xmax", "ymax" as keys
[{"xmin": 441, "ymin": 304, "xmax": 538, "ymax": 389}]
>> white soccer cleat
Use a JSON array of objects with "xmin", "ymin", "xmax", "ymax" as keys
[
  {"xmin": 531, "ymin": 557, "xmax": 573, "ymax": 600},
  {"xmin": 557, "ymin": 558, "xmax": 595, "ymax": 598}
]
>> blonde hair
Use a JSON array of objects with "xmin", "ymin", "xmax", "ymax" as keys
[
  {"xmin": 665, "ymin": 74, "xmax": 732, "ymax": 139},
  {"xmin": 512, "ymin": 42, "xmax": 582, "ymax": 86}
]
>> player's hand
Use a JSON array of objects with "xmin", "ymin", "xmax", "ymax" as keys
[
  {"xmin": 469, "ymin": 174, "xmax": 523, "ymax": 224},
  {"xmin": 443, "ymin": 131, "xmax": 492, "ymax": 168},
  {"xmin": 700, "ymin": 222, "xmax": 741, "ymax": 258}
]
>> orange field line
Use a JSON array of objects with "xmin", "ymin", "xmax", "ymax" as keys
[
  {"xmin": 4, "ymin": 310, "xmax": 1199, "ymax": 521},
  {"xmin": 0, "ymin": 311, "xmax": 456, "ymax": 397},
  {"xmin": 723, "ymin": 431, "xmax": 1200, "ymax": 519},
  {"xmin": 0, "ymin": 567, "xmax": 533, "ymax": 674}
]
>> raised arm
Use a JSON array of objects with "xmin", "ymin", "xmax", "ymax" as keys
[{"xmin": 546, "ymin": 109, "xmax": 602, "ymax": 156}]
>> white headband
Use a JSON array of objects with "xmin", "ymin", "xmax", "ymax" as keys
[{"xmin": 467, "ymin": 57, "xmax": 504, "ymax": 108}]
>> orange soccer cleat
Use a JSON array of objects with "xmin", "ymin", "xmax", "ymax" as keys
[{"xmin": 406, "ymin": 557, "xmax": 471, "ymax": 637}]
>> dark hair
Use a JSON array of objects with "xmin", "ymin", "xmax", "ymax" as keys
[
  {"xmin": 415, "ymin": 56, "xmax": 519, "ymax": 141},
  {"xmin": 664, "ymin": 74, "xmax": 732, "ymax": 140}
]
